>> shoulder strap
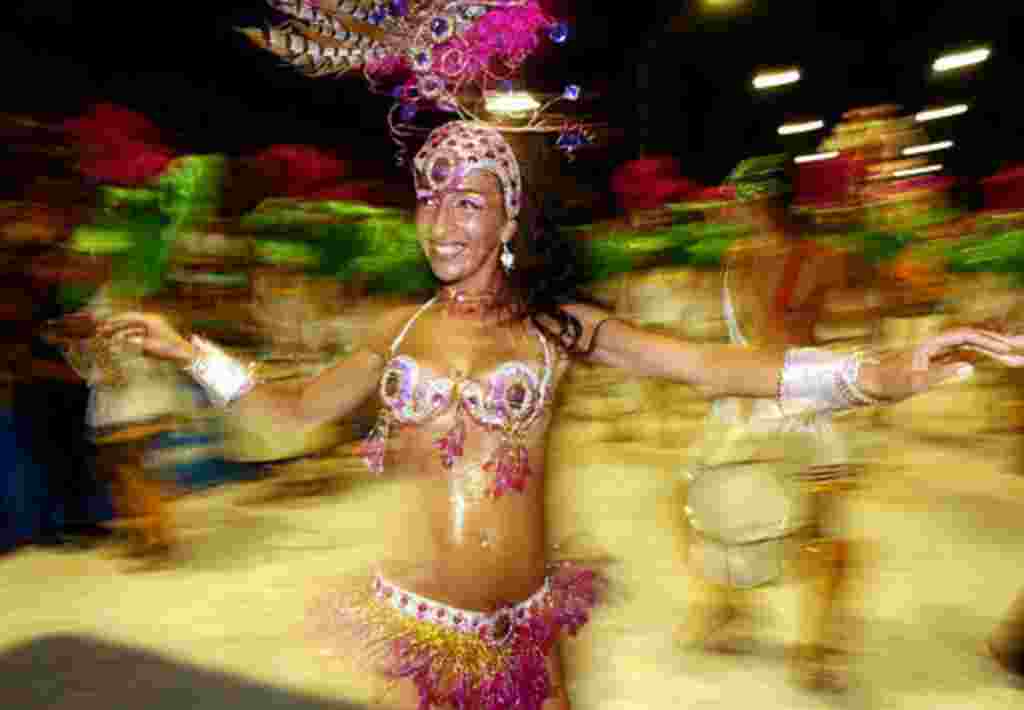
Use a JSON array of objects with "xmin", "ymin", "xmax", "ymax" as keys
[
  {"xmin": 721, "ymin": 268, "xmax": 748, "ymax": 346},
  {"xmin": 773, "ymin": 240, "xmax": 816, "ymax": 317},
  {"xmin": 389, "ymin": 297, "xmax": 437, "ymax": 355}
]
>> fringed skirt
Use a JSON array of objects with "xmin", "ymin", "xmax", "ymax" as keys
[{"xmin": 308, "ymin": 562, "xmax": 607, "ymax": 710}]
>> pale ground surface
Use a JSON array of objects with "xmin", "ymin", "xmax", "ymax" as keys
[{"xmin": 3, "ymin": 361, "xmax": 1024, "ymax": 709}]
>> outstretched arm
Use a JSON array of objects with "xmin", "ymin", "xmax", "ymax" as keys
[
  {"xmin": 562, "ymin": 302, "xmax": 1023, "ymax": 405},
  {"xmin": 97, "ymin": 307, "xmax": 412, "ymax": 430}
]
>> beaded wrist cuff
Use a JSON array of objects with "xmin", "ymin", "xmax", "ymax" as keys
[
  {"xmin": 778, "ymin": 348, "xmax": 880, "ymax": 416},
  {"xmin": 184, "ymin": 335, "xmax": 257, "ymax": 407}
]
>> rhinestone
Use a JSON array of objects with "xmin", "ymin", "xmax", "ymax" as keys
[
  {"xmin": 430, "ymin": 17, "xmax": 451, "ymax": 39},
  {"xmin": 412, "ymin": 49, "xmax": 432, "ymax": 72},
  {"xmin": 562, "ymin": 84, "xmax": 581, "ymax": 101},
  {"xmin": 399, "ymin": 595, "xmax": 409, "ymax": 606},
  {"xmin": 437, "ymin": 608, "xmax": 446, "ymax": 618},
  {"xmin": 399, "ymin": 104, "xmax": 417, "ymax": 122},
  {"xmin": 549, "ymin": 22, "xmax": 569, "ymax": 44}
]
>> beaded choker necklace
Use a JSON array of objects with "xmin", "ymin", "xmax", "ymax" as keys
[{"xmin": 438, "ymin": 286, "xmax": 502, "ymax": 317}]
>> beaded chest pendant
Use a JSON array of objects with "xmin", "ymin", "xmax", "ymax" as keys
[{"xmin": 359, "ymin": 296, "xmax": 554, "ymax": 498}]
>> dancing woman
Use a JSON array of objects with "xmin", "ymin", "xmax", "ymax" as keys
[{"xmin": 94, "ymin": 118, "xmax": 1024, "ymax": 709}]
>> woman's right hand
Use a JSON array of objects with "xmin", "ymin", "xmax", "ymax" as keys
[{"xmin": 97, "ymin": 312, "xmax": 197, "ymax": 364}]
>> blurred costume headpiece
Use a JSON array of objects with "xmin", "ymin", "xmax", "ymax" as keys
[
  {"xmin": 413, "ymin": 121, "xmax": 521, "ymax": 217},
  {"xmin": 242, "ymin": 1, "xmax": 589, "ymax": 162},
  {"xmin": 724, "ymin": 154, "xmax": 791, "ymax": 203}
]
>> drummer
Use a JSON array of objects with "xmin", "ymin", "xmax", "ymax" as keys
[{"xmin": 679, "ymin": 154, "xmax": 886, "ymax": 690}]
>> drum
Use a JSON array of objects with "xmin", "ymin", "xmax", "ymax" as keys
[{"xmin": 686, "ymin": 458, "xmax": 809, "ymax": 546}]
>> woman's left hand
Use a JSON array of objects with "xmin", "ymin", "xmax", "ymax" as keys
[{"xmin": 859, "ymin": 328, "xmax": 1024, "ymax": 402}]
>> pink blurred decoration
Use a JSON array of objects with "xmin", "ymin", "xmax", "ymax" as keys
[
  {"xmin": 792, "ymin": 154, "xmax": 860, "ymax": 210},
  {"xmin": 611, "ymin": 157, "xmax": 700, "ymax": 211},
  {"xmin": 249, "ymin": 144, "xmax": 351, "ymax": 198},
  {"xmin": 982, "ymin": 164, "xmax": 1024, "ymax": 213},
  {"xmin": 690, "ymin": 185, "xmax": 737, "ymax": 203},
  {"xmin": 62, "ymin": 103, "xmax": 174, "ymax": 186}
]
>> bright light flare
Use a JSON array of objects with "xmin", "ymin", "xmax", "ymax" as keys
[
  {"xmin": 778, "ymin": 119, "xmax": 825, "ymax": 135},
  {"xmin": 933, "ymin": 47, "xmax": 991, "ymax": 73},
  {"xmin": 902, "ymin": 140, "xmax": 954, "ymax": 156},
  {"xmin": 892, "ymin": 164, "xmax": 943, "ymax": 178},
  {"xmin": 915, "ymin": 104, "xmax": 968, "ymax": 122},
  {"xmin": 753, "ymin": 68, "xmax": 801, "ymax": 90},
  {"xmin": 794, "ymin": 151, "xmax": 839, "ymax": 164},
  {"xmin": 485, "ymin": 91, "xmax": 540, "ymax": 114}
]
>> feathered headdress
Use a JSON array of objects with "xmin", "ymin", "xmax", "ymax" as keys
[{"xmin": 241, "ymin": 1, "xmax": 589, "ymax": 161}]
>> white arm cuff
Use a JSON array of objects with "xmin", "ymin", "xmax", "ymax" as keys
[
  {"xmin": 778, "ymin": 348, "xmax": 880, "ymax": 416},
  {"xmin": 184, "ymin": 336, "xmax": 257, "ymax": 407}
]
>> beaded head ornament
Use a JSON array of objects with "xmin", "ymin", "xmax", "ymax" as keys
[
  {"xmin": 413, "ymin": 121, "xmax": 521, "ymax": 218},
  {"xmin": 242, "ymin": 1, "xmax": 590, "ymax": 162}
]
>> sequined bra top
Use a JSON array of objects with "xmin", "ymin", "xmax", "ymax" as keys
[{"xmin": 359, "ymin": 297, "xmax": 554, "ymax": 498}]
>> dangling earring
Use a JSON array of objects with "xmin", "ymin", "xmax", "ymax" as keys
[{"xmin": 500, "ymin": 239, "xmax": 515, "ymax": 273}]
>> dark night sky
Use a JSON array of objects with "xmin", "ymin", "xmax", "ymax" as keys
[{"xmin": 3, "ymin": 1, "xmax": 1020, "ymax": 189}]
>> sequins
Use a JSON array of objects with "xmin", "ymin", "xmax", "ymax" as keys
[
  {"xmin": 429, "ymin": 16, "xmax": 453, "ymax": 41},
  {"xmin": 549, "ymin": 21, "xmax": 569, "ymax": 44},
  {"xmin": 379, "ymin": 355, "xmax": 453, "ymax": 424}
]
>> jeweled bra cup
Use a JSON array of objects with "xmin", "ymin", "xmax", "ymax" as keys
[{"xmin": 358, "ymin": 296, "xmax": 553, "ymax": 496}]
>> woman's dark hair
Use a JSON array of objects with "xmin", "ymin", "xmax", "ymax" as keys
[{"xmin": 500, "ymin": 179, "xmax": 595, "ymax": 355}]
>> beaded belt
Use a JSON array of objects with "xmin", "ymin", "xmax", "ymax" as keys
[
  {"xmin": 794, "ymin": 463, "xmax": 863, "ymax": 487},
  {"xmin": 372, "ymin": 575, "xmax": 552, "ymax": 645}
]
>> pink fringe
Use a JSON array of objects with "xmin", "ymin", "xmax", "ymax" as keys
[
  {"xmin": 484, "ymin": 441, "xmax": 532, "ymax": 497},
  {"xmin": 434, "ymin": 416, "xmax": 466, "ymax": 470},
  {"xmin": 398, "ymin": 563, "xmax": 603, "ymax": 710},
  {"xmin": 313, "ymin": 562, "xmax": 606, "ymax": 710}
]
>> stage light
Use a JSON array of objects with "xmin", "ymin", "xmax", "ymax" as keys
[
  {"xmin": 915, "ymin": 104, "xmax": 968, "ymax": 122},
  {"xmin": 778, "ymin": 119, "xmax": 825, "ymax": 135},
  {"xmin": 753, "ymin": 68, "xmax": 801, "ymax": 90},
  {"xmin": 892, "ymin": 164, "xmax": 943, "ymax": 178},
  {"xmin": 902, "ymin": 140, "xmax": 954, "ymax": 156},
  {"xmin": 794, "ymin": 151, "xmax": 839, "ymax": 164},
  {"xmin": 933, "ymin": 47, "xmax": 990, "ymax": 73}
]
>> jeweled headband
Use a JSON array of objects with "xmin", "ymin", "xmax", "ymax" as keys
[
  {"xmin": 413, "ymin": 122, "xmax": 521, "ymax": 218},
  {"xmin": 242, "ymin": 1, "xmax": 591, "ymax": 162}
]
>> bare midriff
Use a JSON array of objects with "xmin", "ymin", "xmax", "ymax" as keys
[{"xmin": 378, "ymin": 420, "xmax": 551, "ymax": 612}]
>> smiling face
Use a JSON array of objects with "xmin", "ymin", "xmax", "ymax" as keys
[{"xmin": 415, "ymin": 169, "xmax": 516, "ymax": 290}]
